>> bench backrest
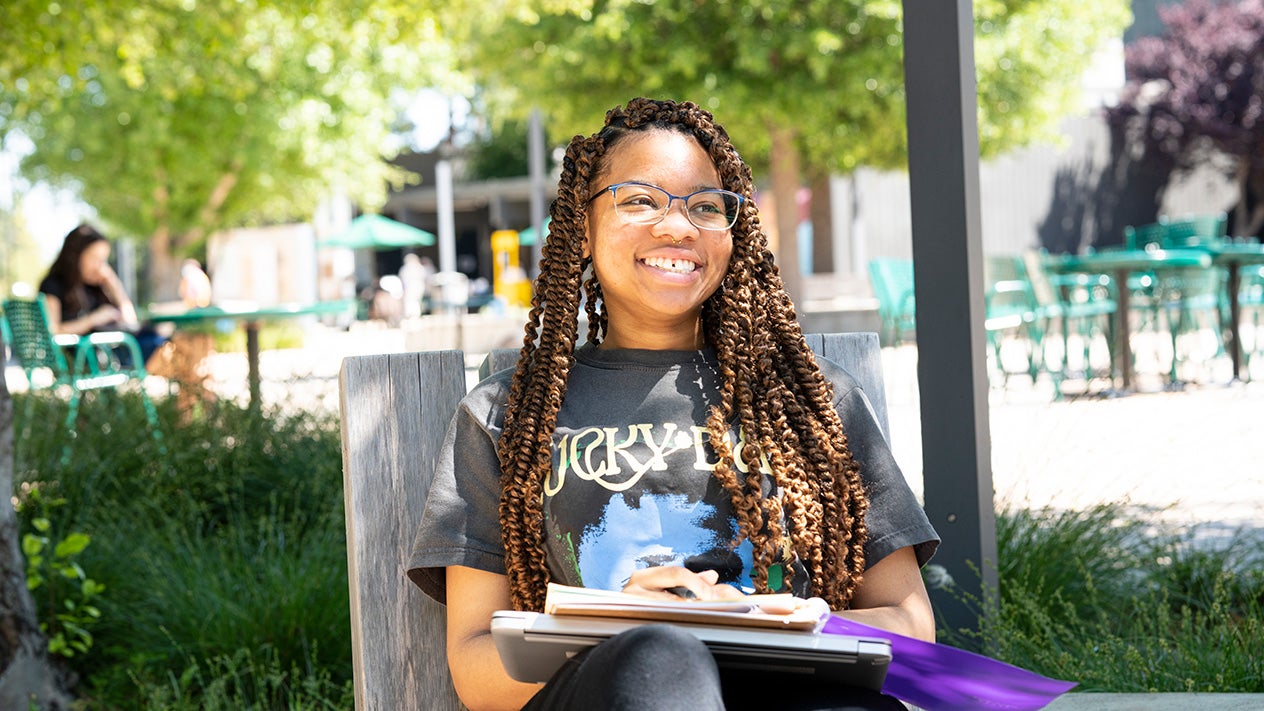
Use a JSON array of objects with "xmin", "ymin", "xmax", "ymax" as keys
[{"xmin": 338, "ymin": 332, "xmax": 888, "ymax": 711}]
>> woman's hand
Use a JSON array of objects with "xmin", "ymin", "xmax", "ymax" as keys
[
  {"xmin": 94, "ymin": 264, "xmax": 140, "ymax": 325},
  {"xmin": 90, "ymin": 304, "xmax": 123, "ymax": 328},
  {"xmin": 621, "ymin": 567, "xmax": 748, "ymax": 602}
]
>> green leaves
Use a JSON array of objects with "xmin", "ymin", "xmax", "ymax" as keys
[
  {"xmin": 15, "ymin": 485, "xmax": 106, "ymax": 659},
  {"xmin": 455, "ymin": 0, "xmax": 1130, "ymax": 175},
  {"xmin": 2, "ymin": 0, "xmax": 454, "ymax": 254}
]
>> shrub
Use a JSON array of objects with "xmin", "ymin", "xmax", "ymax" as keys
[
  {"xmin": 11, "ymin": 389, "xmax": 351, "ymax": 708},
  {"xmin": 972, "ymin": 503, "xmax": 1264, "ymax": 692}
]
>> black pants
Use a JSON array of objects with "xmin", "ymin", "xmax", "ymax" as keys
[{"xmin": 520, "ymin": 625, "xmax": 906, "ymax": 711}]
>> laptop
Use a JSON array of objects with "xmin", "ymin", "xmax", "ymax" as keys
[{"xmin": 490, "ymin": 610, "xmax": 892, "ymax": 690}]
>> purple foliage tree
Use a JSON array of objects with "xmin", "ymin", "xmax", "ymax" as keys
[{"xmin": 1108, "ymin": 0, "xmax": 1264, "ymax": 237}]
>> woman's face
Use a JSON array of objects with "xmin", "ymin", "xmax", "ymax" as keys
[
  {"xmin": 585, "ymin": 129, "xmax": 734, "ymax": 347},
  {"xmin": 78, "ymin": 240, "xmax": 112, "ymax": 286}
]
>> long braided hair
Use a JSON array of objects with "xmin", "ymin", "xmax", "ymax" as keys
[{"xmin": 497, "ymin": 98, "xmax": 869, "ymax": 612}]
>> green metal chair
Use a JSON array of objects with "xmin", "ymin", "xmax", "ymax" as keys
[
  {"xmin": 1123, "ymin": 214, "xmax": 1228, "ymax": 383},
  {"xmin": 983, "ymin": 255, "xmax": 1043, "ymax": 386},
  {"xmin": 1242, "ymin": 265, "xmax": 1264, "ymax": 374},
  {"xmin": 1157, "ymin": 213, "xmax": 1228, "ymax": 246},
  {"xmin": 1, "ymin": 295, "xmax": 163, "ymax": 453},
  {"xmin": 867, "ymin": 258, "xmax": 917, "ymax": 347},
  {"xmin": 1024, "ymin": 251, "xmax": 1117, "ymax": 396}
]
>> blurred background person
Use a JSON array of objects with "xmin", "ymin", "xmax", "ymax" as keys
[
  {"xmin": 398, "ymin": 252, "xmax": 429, "ymax": 319},
  {"xmin": 39, "ymin": 223, "xmax": 166, "ymax": 366},
  {"xmin": 179, "ymin": 259, "xmax": 213, "ymax": 308}
]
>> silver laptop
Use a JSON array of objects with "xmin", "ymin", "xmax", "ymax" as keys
[{"xmin": 490, "ymin": 610, "xmax": 892, "ymax": 690}]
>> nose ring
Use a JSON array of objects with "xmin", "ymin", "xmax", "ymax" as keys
[{"xmin": 671, "ymin": 236, "xmax": 682, "ymax": 246}]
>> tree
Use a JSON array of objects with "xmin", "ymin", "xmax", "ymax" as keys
[
  {"xmin": 1, "ymin": 0, "xmax": 458, "ymax": 297},
  {"xmin": 1108, "ymin": 0, "xmax": 1264, "ymax": 238},
  {"xmin": 451, "ymin": 0, "xmax": 1131, "ymax": 302}
]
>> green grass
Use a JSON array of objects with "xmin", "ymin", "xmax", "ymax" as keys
[{"xmin": 10, "ymin": 387, "xmax": 1264, "ymax": 706}]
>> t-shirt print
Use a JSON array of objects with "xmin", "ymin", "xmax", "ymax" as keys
[{"xmin": 541, "ymin": 419, "xmax": 809, "ymax": 597}]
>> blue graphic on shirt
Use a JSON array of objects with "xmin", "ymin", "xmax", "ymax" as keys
[{"xmin": 575, "ymin": 492, "xmax": 755, "ymax": 592}]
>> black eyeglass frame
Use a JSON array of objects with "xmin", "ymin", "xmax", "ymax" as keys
[{"xmin": 589, "ymin": 181, "xmax": 746, "ymax": 231}]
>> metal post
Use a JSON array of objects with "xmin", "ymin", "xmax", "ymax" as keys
[
  {"xmin": 436, "ymin": 160, "xmax": 456, "ymax": 274},
  {"xmin": 528, "ymin": 108, "xmax": 546, "ymax": 279},
  {"xmin": 901, "ymin": 0, "xmax": 998, "ymax": 645}
]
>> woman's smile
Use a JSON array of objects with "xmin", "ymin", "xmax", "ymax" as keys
[{"xmin": 640, "ymin": 252, "xmax": 701, "ymax": 276}]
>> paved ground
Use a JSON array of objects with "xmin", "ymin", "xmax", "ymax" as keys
[
  {"xmin": 8, "ymin": 320, "xmax": 1262, "ymax": 537},
  {"xmin": 878, "ymin": 342, "xmax": 1264, "ymax": 536}
]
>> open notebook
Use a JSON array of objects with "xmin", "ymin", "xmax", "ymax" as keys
[{"xmin": 490, "ymin": 584, "xmax": 892, "ymax": 689}]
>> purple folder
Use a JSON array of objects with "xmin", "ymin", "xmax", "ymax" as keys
[{"xmin": 822, "ymin": 616, "xmax": 1077, "ymax": 710}]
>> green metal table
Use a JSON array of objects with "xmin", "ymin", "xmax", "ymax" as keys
[
  {"xmin": 146, "ymin": 300, "xmax": 356, "ymax": 409},
  {"xmin": 1047, "ymin": 249, "xmax": 1212, "ymax": 392},
  {"xmin": 1199, "ymin": 242, "xmax": 1264, "ymax": 381}
]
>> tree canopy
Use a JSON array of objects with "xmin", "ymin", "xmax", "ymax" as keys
[
  {"xmin": 452, "ymin": 0, "xmax": 1130, "ymax": 298},
  {"xmin": 457, "ymin": 0, "xmax": 1130, "ymax": 174},
  {"xmin": 1, "ymin": 0, "xmax": 459, "ymax": 294},
  {"xmin": 1109, "ymin": 0, "xmax": 1264, "ymax": 237}
]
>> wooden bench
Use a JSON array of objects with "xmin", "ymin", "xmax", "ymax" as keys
[{"xmin": 338, "ymin": 333, "xmax": 890, "ymax": 710}]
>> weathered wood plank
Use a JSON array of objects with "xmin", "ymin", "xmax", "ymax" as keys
[
  {"xmin": 810, "ymin": 332, "xmax": 890, "ymax": 442},
  {"xmin": 341, "ymin": 350, "xmax": 467, "ymax": 711},
  {"xmin": 478, "ymin": 348, "xmax": 520, "ymax": 381}
]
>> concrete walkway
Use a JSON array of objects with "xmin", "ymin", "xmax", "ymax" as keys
[{"xmin": 878, "ymin": 342, "xmax": 1264, "ymax": 534}]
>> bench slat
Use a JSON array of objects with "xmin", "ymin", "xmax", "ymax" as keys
[{"xmin": 341, "ymin": 350, "xmax": 468, "ymax": 710}]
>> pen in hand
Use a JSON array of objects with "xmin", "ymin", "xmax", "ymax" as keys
[{"xmin": 665, "ymin": 586, "xmax": 698, "ymax": 600}]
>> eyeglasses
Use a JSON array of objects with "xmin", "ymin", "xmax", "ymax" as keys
[{"xmin": 591, "ymin": 182, "xmax": 744, "ymax": 231}]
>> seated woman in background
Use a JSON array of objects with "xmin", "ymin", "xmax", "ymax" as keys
[{"xmin": 39, "ymin": 223, "xmax": 164, "ymax": 366}]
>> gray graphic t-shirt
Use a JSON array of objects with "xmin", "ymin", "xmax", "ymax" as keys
[{"xmin": 407, "ymin": 345, "xmax": 938, "ymax": 605}]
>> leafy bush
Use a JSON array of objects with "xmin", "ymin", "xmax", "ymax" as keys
[
  {"xmin": 961, "ymin": 503, "xmax": 1264, "ymax": 693},
  {"xmin": 12, "ymin": 389, "xmax": 351, "ymax": 709},
  {"xmin": 15, "ymin": 484, "xmax": 105, "ymax": 659}
]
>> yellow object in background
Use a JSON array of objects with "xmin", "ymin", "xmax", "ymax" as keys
[{"xmin": 491, "ymin": 230, "xmax": 532, "ymax": 308}]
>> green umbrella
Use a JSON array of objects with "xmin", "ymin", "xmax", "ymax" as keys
[
  {"xmin": 319, "ymin": 214, "xmax": 436, "ymax": 249},
  {"xmin": 518, "ymin": 217, "xmax": 552, "ymax": 246}
]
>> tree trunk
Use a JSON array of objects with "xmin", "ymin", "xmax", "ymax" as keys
[
  {"xmin": 767, "ymin": 123, "xmax": 804, "ymax": 309},
  {"xmin": 1235, "ymin": 157, "xmax": 1264, "ymax": 238},
  {"xmin": 147, "ymin": 230, "xmax": 182, "ymax": 303},
  {"xmin": 0, "ymin": 380, "xmax": 73, "ymax": 710},
  {"xmin": 808, "ymin": 172, "xmax": 834, "ymax": 275}
]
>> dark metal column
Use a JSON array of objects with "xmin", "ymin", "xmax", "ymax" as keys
[{"xmin": 901, "ymin": 0, "xmax": 998, "ymax": 643}]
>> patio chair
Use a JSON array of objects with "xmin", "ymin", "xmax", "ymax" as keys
[
  {"xmin": 867, "ymin": 258, "xmax": 917, "ymax": 347},
  {"xmin": 1023, "ymin": 251, "xmax": 1116, "ymax": 397},
  {"xmin": 1122, "ymin": 215, "xmax": 1227, "ymax": 381},
  {"xmin": 1157, "ymin": 212, "xmax": 1228, "ymax": 247},
  {"xmin": 1, "ymin": 295, "xmax": 163, "ymax": 453},
  {"xmin": 983, "ymin": 255, "xmax": 1043, "ymax": 386},
  {"xmin": 1242, "ymin": 265, "xmax": 1264, "ymax": 373}
]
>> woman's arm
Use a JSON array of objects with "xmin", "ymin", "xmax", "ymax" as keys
[
  {"xmin": 446, "ymin": 565, "xmax": 543, "ymax": 711},
  {"xmin": 97, "ymin": 263, "xmax": 139, "ymax": 324},
  {"xmin": 835, "ymin": 546, "xmax": 936, "ymax": 642},
  {"xmin": 42, "ymin": 294, "xmax": 120, "ymax": 336}
]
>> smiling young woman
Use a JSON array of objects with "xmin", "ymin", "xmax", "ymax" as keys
[{"xmin": 407, "ymin": 98, "xmax": 939, "ymax": 711}]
